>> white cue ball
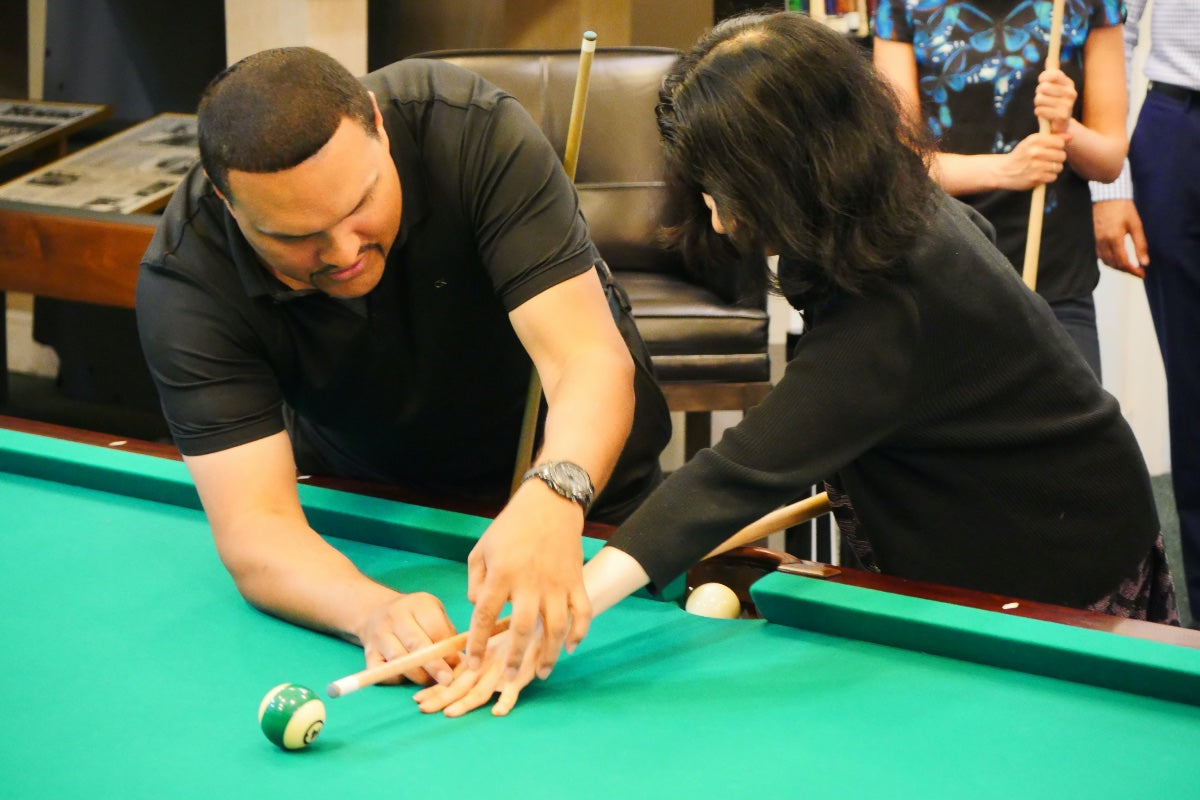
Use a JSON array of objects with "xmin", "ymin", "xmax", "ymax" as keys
[{"xmin": 685, "ymin": 582, "xmax": 742, "ymax": 619}]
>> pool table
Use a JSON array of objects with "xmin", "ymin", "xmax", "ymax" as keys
[{"xmin": 3, "ymin": 416, "xmax": 1200, "ymax": 799}]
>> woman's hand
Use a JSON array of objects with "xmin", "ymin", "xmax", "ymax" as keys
[
  {"xmin": 999, "ymin": 131, "xmax": 1070, "ymax": 190},
  {"xmin": 1034, "ymin": 68, "xmax": 1078, "ymax": 134},
  {"xmin": 413, "ymin": 628, "xmax": 543, "ymax": 717}
]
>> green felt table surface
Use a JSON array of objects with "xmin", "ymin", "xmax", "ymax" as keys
[{"xmin": 3, "ymin": 428, "xmax": 1200, "ymax": 799}]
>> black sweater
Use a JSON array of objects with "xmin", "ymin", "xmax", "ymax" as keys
[{"xmin": 608, "ymin": 194, "xmax": 1159, "ymax": 609}]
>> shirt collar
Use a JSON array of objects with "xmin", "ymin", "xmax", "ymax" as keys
[{"xmin": 381, "ymin": 100, "xmax": 429, "ymax": 251}]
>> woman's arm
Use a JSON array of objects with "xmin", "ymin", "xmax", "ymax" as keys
[
  {"xmin": 873, "ymin": 37, "xmax": 1070, "ymax": 195},
  {"xmin": 1053, "ymin": 25, "xmax": 1128, "ymax": 182}
]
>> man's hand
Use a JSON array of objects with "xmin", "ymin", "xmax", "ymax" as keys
[
  {"xmin": 417, "ymin": 546, "xmax": 653, "ymax": 719},
  {"xmin": 1093, "ymin": 199, "xmax": 1148, "ymax": 278},
  {"xmin": 359, "ymin": 592, "xmax": 460, "ymax": 686},
  {"xmin": 464, "ymin": 481, "xmax": 591, "ymax": 682}
]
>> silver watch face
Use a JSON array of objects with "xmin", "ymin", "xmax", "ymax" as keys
[
  {"xmin": 546, "ymin": 461, "xmax": 588, "ymax": 493},
  {"xmin": 528, "ymin": 461, "xmax": 594, "ymax": 510}
]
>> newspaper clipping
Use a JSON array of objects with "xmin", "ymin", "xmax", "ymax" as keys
[
  {"xmin": 0, "ymin": 100, "xmax": 106, "ymax": 158},
  {"xmin": 0, "ymin": 113, "xmax": 198, "ymax": 214}
]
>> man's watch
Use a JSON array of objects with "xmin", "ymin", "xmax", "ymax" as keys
[{"xmin": 521, "ymin": 460, "xmax": 595, "ymax": 514}]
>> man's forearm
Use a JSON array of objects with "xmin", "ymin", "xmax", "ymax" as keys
[
  {"xmin": 218, "ymin": 516, "xmax": 399, "ymax": 643},
  {"xmin": 535, "ymin": 348, "xmax": 635, "ymax": 493}
]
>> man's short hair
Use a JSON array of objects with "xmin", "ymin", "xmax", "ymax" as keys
[{"xmin": 198, "ymin": 46, "xmax": 376, "ymax": 200}]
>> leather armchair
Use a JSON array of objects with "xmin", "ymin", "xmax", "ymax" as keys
[{"xmin": 410, "ymin": 46, "xmax": 771, "ymax": 458}]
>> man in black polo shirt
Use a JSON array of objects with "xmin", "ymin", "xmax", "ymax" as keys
[{"xmin": 136, "ymin": 48, "xmax": 670, "ymax": 686}]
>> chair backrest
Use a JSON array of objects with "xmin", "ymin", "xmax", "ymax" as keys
[{"xmin": 409, "ymin": 47, "xmax": 683, "ymax": 275}]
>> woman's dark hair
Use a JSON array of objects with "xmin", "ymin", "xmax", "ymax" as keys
[
  {"xmin": 657, "ymin": 11, "xmax": 934, "ymax": 303},
  {"xmin": 198, "ymin": 46, "xmax": 376, "ymax": 201}
]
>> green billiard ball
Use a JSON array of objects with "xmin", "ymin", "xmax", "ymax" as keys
[{"xmin": 258, "ymin": 682, "xmax": 326, "ymax": 750}]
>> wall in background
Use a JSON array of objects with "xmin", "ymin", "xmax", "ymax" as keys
[
  {"xmin": 225, "ymin": 0, "xmax": 366, "ymax": 72},
  {"xmin": 1093, "ymin": 14, "xmax": 1169, "ymax": 475},
  {"xmin": 1, "ymin": 3, "xmax": 28, "ymax": 98},
  {"xmin": 367, "ymin": 0, "xmax": 712, "ymax": 66}
]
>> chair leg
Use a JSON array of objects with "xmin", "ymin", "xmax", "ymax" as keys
[
  {"xmin": 1, "ymin": 290, "xmax": 8, "ymax": 405},
  {"xmin": 683, "ymin": 410, "xmax": 712, "ymax": 461}
]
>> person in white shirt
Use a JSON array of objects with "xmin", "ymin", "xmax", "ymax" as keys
[{"xmin": 1091, "ymin": 0, "xmax": 1200, "ymax": 624}]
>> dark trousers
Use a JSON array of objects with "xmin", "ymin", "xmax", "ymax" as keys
[
  {"xmin": 1048, "ymin": 294, "xmax": 1101, "ymax": 382},
  {"xmin": 1130, "ymin": 88, "xmax": 1200, "ymax": 617}
]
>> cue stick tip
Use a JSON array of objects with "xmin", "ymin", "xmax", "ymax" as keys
[{"xmin": 583, "ymin": 30, "xmax": 597, "ymax": 41}]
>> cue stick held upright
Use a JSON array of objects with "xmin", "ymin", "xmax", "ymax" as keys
[
  {"xmin": 1020, "ymin": 0, "xmax": 1067, "ymax": 290},
  {"xmin": 326, "ymin": 491, "xmax": 832, "ymax": 698},
  {"xmin": 510, "ymin": 30, "xmax": 598, "ymax": 496}
]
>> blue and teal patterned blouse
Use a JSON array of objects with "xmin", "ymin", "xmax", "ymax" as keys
[{"xmin": 875, "ymin": 0, "xmax": 1124, "ymax": 301}]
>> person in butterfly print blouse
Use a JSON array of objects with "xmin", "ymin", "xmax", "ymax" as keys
[{"xmin": 874, "ymin": 0, "xmax": 1128, "ymax": 379}]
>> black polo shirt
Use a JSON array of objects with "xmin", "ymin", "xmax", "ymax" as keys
[{"xmin": 136, "ymin": 59, "xmax": 669, "ymax": 519}]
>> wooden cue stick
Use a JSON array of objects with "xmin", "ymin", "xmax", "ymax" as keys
[
  {"xmin": 328, "ymin": 618, "xmax": 513, "ymax": 699},
  {"xmin": 509, "ymin": 30, "xmax": 599, "ymax": 496},
  {"xmin": 326, "ymin": 490, "xmax": 831, "ymax": 698},
  {"xmin": 701, "ymin": 491, "xmax": 830, "ymax": 559},
  {"xmin": 1020, "ymin": 0, "xmax": 1067, "ymax": 290},
  {"xmin": 562, "ymin": 31, "xmax": 597, "ymax": 183}
]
